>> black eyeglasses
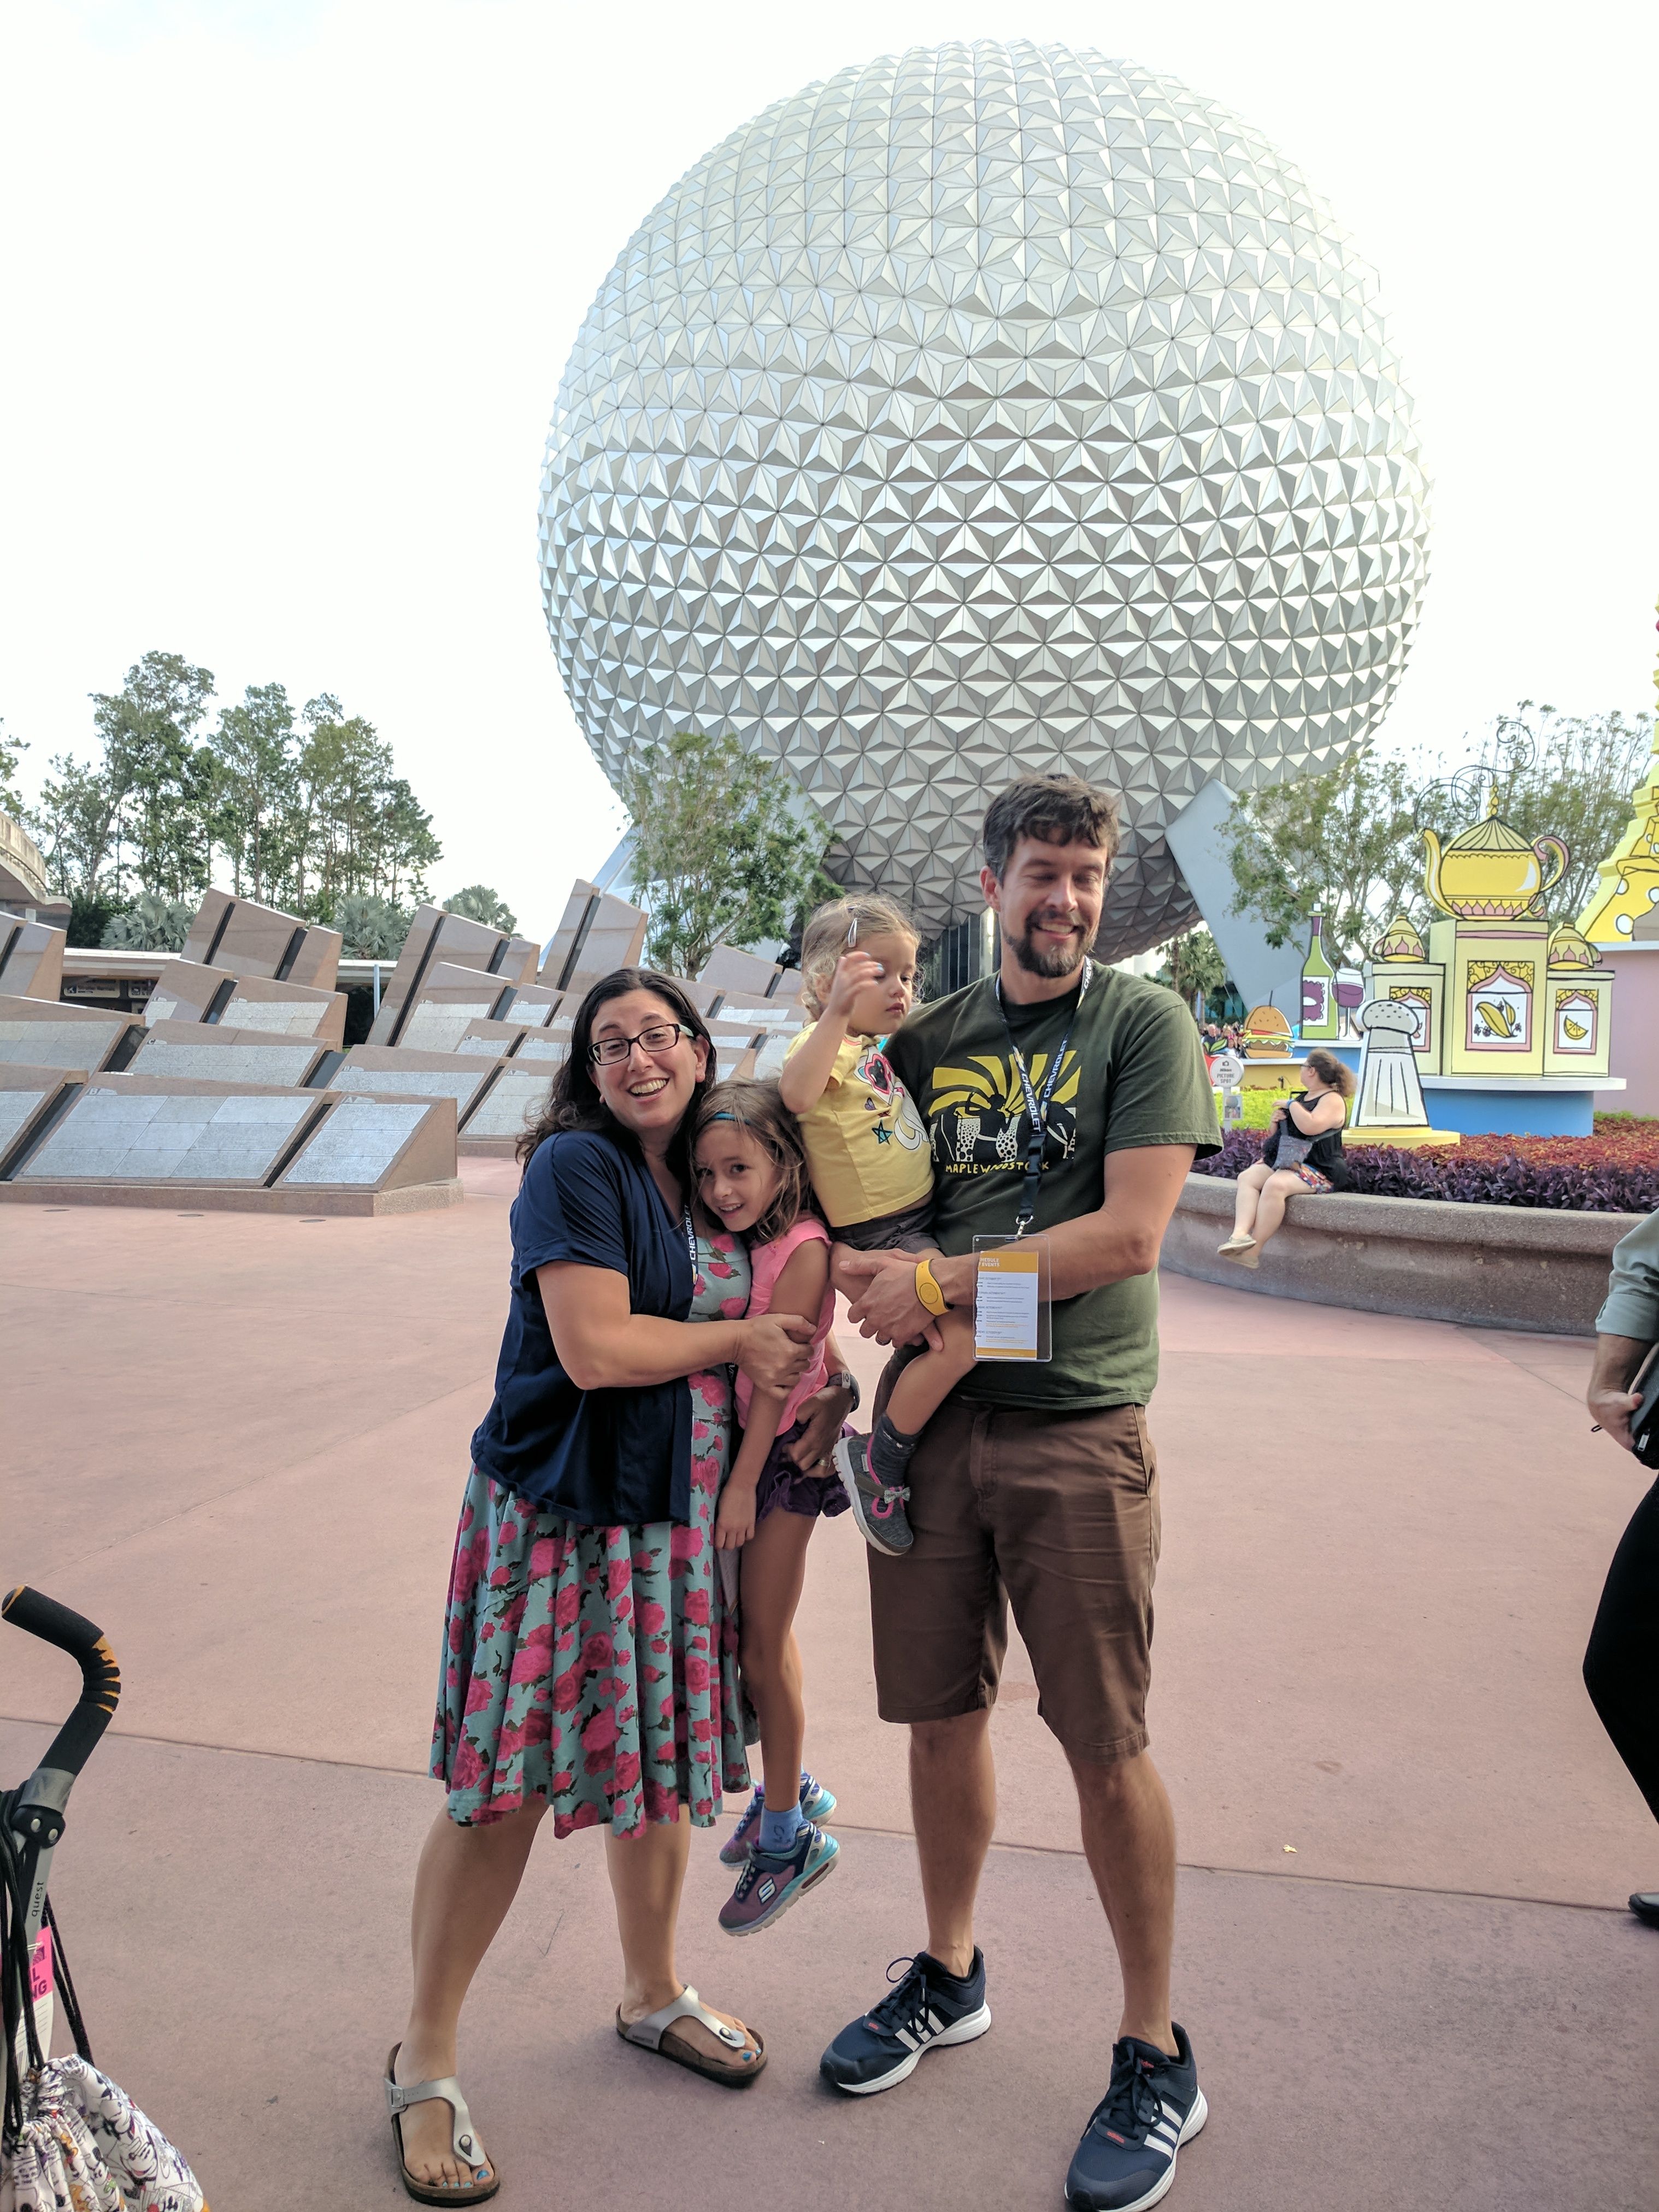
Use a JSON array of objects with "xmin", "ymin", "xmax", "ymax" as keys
[{"xmin": 588, "ymin": 1021, "xmax": 690, "ymax": 1068}]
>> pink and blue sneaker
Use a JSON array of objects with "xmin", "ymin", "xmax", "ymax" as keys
[
  {"xmin": 718, "ymin": 1820, "xmax": 840, "ymax": 1937},
  {"xmin": 833, "ymin": 1433, "xmax": 915, "ymax": 1556},
  {"xmin": 720, "ymin": 1773, "xmax": 836, "ymax": 1866}
]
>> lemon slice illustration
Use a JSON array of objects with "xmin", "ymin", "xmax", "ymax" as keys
[{"xmin": 1562, "ymin": 1015, "xmax": 1589, "ymax": 1040}]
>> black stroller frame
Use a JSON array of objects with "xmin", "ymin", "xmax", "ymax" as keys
[{"xmin": 1, "ymin": 1586, "xmax": 121, "ymax": 2112}]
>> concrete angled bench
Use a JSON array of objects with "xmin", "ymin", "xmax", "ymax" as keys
[{"xmin": 1162, "ymin": 1172, "xmax": 1640, "ymax": 1336}]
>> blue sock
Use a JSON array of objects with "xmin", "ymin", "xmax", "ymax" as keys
[{"xmin": 758, "ymin": 1801, "xmax": 804, "ymax": 1856}]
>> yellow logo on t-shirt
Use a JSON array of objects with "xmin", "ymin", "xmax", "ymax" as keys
[{"xmin": 925, "ymin": 1050, "xmax": 1081, "ymax": 1178}]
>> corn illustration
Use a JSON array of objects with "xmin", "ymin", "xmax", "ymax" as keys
[
  {"xmin": 1562, "ymin": 1015, "xmax": 1589, "ymax": 1040},
  {"xmin": 1476, "ymin": 998, "xmax": 1517, "ymax": 1038}
]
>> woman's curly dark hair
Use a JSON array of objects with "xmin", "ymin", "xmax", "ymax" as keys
[{"xmin": 519, "ymin": 968, "xmax": 717, "ymax": 1189}]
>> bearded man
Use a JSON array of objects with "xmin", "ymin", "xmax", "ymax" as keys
[{"xmin": 821, "ymin": 774, "xmax": 1221, "ymax": 2212}]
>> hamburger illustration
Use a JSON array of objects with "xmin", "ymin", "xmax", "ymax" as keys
[{"xmin": 1240, "ymin": 1005, "xmax": 1295, "ymax": 1058}]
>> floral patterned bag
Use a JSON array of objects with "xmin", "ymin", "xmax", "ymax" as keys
[
  {"xmin": 1, "ymin": 1855, "xmax": 207, "ymax": 2211},
  {"xmin": 1, "ymin": 2056, "xmax": 207, "ymax": 2212}
]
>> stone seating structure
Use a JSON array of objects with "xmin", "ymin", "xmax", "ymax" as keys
[
  {"xmin": 0, "ymin": 879, "xmax": 810, "ymax": 1195},
  {"xmin": 458, "ymin": 1064, "xmax": 559, "ymax": 1152},
  {"xmin": 0, "ymin": 919, "xmax": 67, "ymax": 1002},
  {"xmin": 319, "ymin": 1044, "xmax": 507, "ymax": 1125},
  {"xmin": 0, "ymin": 1072, "xmax": 458, "ymax": 1215},
  {"xmin": 127, "ymin": 1020, "xmax": 334, "ymax": 1090},
  {"xmin": 0, "ymin": 889, "xmax": 464, "ymax": 1210},
  {"xmin": 141, "ymin": 957, "xmax": 346, "ymax": 1045},
  {"xmin": 179, "ymin": 891, "xmax": 344, "ymax": 990},
  {"xmin": 395, "ymin": 999, "xmax": 530, "ymax": 1056},
  {"xmin": 540, "ymin": 880, "xmax": 648, "ymax": 993},
  {"xmin": 411, "ymin": 961, "xmax": 562, "ymax": 1023},
  {"xmin": 0, "ymin": 1064, "xmax": 83, "ymax": 1174},
  {"xmin": 0, "ymin": 995, "xmax": 143, "ymax": 1074},
  {"xmin": 368, "ymin": 907, "xmax": 541, "ymax": 1047},
  {"xmin": 698, "ymin": 945, "xmax": 805, "ymax": 1003}
]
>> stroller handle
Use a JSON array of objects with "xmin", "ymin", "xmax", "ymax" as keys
[{"xmin": 3, "ymin": 1586, "xmax": 121, "ymax": 1782}]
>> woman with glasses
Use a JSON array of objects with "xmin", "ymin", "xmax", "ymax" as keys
[{"xmin": 386, "ymin": 968, "xmax": 846, "ymax": 2203}]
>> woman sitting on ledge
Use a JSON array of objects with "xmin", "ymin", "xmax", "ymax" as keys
[{"xmin": 1217, "ymin": 1049, "xmax": 1356, "ymax": 1269}]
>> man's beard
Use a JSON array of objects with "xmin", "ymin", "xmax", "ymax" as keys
[{"xmin": 1007, "ymin": 913, "xmax": 1089, "ymax": 979}]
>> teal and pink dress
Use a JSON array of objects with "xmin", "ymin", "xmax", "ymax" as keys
[{"xmin": 432, "ymin": 1128, "xmax": 753, "ymax": 1838}]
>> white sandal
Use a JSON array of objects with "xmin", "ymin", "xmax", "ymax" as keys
[
  {"xmin": 615, "ymin": 1984, "xmax": 767, "ymax": 2086},
  {"xmin": 384, "ymin": 2043, "xmax": 499, "ymax": 2204}
]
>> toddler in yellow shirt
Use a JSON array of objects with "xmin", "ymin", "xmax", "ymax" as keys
[{"xmin": 779, "ymin": 893, "xmax": 977, "ymax": 1556}]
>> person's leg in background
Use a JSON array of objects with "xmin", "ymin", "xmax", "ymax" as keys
[
  {"xmin": 1582, "ymin": 1474, "xmax": 1659, "ymax": 1922},
  {"xmin": 1221, "ymin": 1159, "xmax": 1269, "ymax": 1248}
]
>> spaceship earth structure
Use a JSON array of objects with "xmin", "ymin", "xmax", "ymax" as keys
[{"xmin": 539, "ymin": 41, "xmax": 1429, "ymax": 957}]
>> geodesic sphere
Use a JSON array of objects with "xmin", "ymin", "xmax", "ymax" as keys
[{"xmin": 539, "ymin": 40, "xmax": 1429, "ymax": 958}]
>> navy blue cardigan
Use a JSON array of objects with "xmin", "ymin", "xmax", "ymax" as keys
[{"xmin": 469, "ymin": 1129, "xmax": 698, "ymax": 1525}]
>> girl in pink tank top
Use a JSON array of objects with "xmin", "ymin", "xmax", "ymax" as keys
[{"xmin": 692, "ymin": 1080, "xmax": 850, "ymax": 1935}]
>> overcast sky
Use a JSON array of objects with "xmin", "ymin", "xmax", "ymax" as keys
[{"xmin": 3, "ymin": 1, "xmax": 1655, "ymax": 941}]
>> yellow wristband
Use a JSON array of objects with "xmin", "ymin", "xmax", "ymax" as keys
[{"xmin": 914, "ymin": 1256, "xmax": 949, "ymax": 1316}]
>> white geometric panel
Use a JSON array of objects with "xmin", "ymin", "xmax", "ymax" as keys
[
  {"xmin": 462, "ymin": 1067, "xmax": 552, "ymax": 1142},
  {"xmin": 19, "ymin": 1089, "xmax": 315, "ymax": 1184},
  {"xmin": 396, "ymin": 1007, "xmax": 510, "ymax": 1055},
  {"xmin": 539, "ymin": 41, "xmax": 1429, "ymax": 960},
  {"xmin": 281, "ymin": 1098, "xmax": 429, "ymax": 1185}
]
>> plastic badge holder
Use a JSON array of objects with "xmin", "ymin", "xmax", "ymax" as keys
[{"xmin": 972, "ymin": 1234, "xmax": 1052, "ymax": 1362}]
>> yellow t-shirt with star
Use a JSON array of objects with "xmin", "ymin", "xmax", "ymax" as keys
[{"xmin": 782, "ymin": 1025, "xmax": 933, "ymax": 1229}]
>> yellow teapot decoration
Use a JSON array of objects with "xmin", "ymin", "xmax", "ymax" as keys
[{"xmin": 1421, "ymin": 789, "xmax": 1569, "ymax": 919}]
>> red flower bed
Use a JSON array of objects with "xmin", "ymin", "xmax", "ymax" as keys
[{"xmin": 1195, "ymin": 1116, "xmax": 1658, "ymax": 1214}]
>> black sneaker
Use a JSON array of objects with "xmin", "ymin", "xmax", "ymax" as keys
[
  {"xmin": 819, "ymin": 1949, "xmax": 990, "ymax": 2094},
  {"xmin": 1064, "ymin": 2024, "xmax": 1207, "ymax": 2211},
  {"xmin": 1631, "ymin": 1892, "xmax": 1659, "ymax": 1928}
]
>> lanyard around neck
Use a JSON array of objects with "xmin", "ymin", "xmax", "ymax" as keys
[{"xmin": 992, "ymin": 960, "xmax": 1092, "ymax": 1236}]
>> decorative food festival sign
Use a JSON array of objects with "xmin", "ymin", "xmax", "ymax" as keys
[
  {"xmin": 1578, "ymin": 607, "xmax": 1659, "ymax": 945},
  {"xmin": 1358, "ymin": 768, "xmax": 1614, "ymax": 1083}
]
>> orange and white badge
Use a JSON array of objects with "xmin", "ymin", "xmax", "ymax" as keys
[{"xmin": 973, "ymin": 1236, "xmax": 1050, "ymax": 1361}]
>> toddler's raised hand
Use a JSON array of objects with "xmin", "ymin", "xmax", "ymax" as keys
[{"xmin": 823, "ymin": 950, "xmax": 881, "ymax": 1020}]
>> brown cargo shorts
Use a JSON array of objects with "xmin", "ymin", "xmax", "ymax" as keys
[{"xmin": 866, "ymin": 1384, "xmax": 1160, "ymax": 1765}]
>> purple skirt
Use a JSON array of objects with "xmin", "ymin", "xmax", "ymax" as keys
[{"xmin": 754, "ymin": 1418, "xmax": 851, "ymax": 1522}]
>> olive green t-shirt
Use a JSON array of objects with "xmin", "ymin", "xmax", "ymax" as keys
[{"xmin": 885, "ymin": 964, "xmax": 1220, "ymax": 1410}]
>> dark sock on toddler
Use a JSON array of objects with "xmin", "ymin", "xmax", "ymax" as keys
[{"xmin": 869, "ymin": 1411, "xmax": 921, "ymax": 1487}]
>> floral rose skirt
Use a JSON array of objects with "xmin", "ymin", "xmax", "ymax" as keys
[{"xmin": 431, "ymin": 1236, "xmax": 752, "ymax": 1838}]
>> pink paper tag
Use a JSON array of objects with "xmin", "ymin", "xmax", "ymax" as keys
[{"xmin": 30, "ymin": 1928, "xmax": 52, "ymax": 2005}]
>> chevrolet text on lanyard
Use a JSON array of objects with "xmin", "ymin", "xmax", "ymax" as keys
[{"xmin": 992, "ymin": 958, "xmax": 1092, "ymax": 1237}]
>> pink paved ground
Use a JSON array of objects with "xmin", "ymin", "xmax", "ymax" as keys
[{"xmin": 4, "ymin": 1159, "xmax": 1655, "ymax": 2208}]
